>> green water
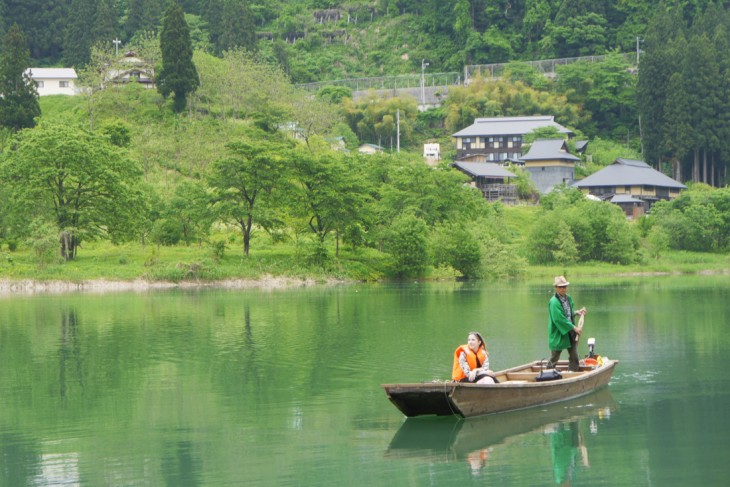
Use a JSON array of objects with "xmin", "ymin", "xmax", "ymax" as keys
[{"xmin": 1, "ymin": 276, "xmax": 729, "ymax": 486}]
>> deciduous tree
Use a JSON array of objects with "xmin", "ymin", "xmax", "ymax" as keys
[
  {"xmin": 0, "ymin": 121, "xmax": 147, "ymax": 260},
  {"xmin": 208, "ymin": 137, "xmax": 292, "ymax": 255}
]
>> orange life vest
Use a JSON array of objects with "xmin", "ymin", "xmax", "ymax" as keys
[{"xmin": 451, "ymin": 345, "xmax": 488, "ymax": 381}]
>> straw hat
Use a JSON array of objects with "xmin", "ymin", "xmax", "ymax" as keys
[{"xmin": 553, "ymin": 275, "xmax": 570, "ymax": 287}]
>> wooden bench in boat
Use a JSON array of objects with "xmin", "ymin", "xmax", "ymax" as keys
[{"xmin": 500, "ymin": 370, "xmax": 588, "ymax": 382}]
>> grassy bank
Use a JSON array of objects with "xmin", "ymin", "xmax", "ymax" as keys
[{"xmin": 1, "ymin": 236, "xmax": 728, "ymax": 287}]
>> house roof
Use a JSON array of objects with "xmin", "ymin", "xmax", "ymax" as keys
[
  {"xmin": 575, "ymin": 140, "xmax": 588, "ymax": 152},
  {"xmin": 452, "ymin": 116, "xmax": 572, "ymax": 138},
  {"xmin": 573, "ymin": 158, "xmax": 687, "ymax": 189},
  {"xmin": 453, "ymin": 162, "xmax": 516, "ymax": 178},
  {"xmin": 611, "ymin": 194, "xmax": 644, "ymax": 203},
  {"xmin": 521, "ymin": 139, "xmax": 580, "ymax": 162},
  {"xmin": 26, "ymin": 68, "xmax": 77, "ymax": 79}
]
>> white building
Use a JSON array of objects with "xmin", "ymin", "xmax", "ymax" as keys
[
  {"xmin": 423, "ymin": 143, "xmax": 440, "ymax": 164},
  {"xmin": 26, "ymin": 68, "xmax": 79, "ymax": 96}
]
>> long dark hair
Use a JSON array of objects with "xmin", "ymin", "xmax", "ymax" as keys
[{"xmin": 468, "ymin": 331, "xmax": 487, "ymax": 352}]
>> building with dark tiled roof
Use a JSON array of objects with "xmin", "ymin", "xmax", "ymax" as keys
[
  {"xmin": 572, "ymin": 158, "xmax": 686, "ymax": 218},
  {"xmin": 452, "ymin": 116, "xmax": 572, "ymax": 162},
  {"xmin": 521, "ymin": 139, "xmax": 580, "ymax": 194}
]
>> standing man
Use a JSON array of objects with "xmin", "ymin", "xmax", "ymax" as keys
[{"xmin": 548, "ymin": 276, "xmax": 586, "ymax": 371}]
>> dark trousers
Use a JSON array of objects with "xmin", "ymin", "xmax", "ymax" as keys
[{"xmin": 549, "ymin": 339, "xmax": 580, "ymax": 371}]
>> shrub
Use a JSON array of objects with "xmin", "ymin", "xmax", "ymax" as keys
[{"xmin": 383, "ymin": 213, "xmax": 429, "ymax": 278}]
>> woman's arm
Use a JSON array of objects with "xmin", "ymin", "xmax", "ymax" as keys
[{"xmin": 458, "ymin": 351, "xmax": 471, "ymax": 376}]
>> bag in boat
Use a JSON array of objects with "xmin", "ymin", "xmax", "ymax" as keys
[{"xmin": 535, "ymin": 364, "xmax": 562, "ymax": 382}]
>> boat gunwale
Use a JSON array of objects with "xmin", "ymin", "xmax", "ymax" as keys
[{"xmin": 382, "ymin": 358, "xmax": 619, "ymax": 390}]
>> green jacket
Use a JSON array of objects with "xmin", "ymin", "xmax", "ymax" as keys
[{"xmin": 548, "ymin": 293, "xmax": 575, "ymax": 351}]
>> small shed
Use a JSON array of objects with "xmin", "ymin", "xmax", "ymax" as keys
[
  {"xmin": 453, "ymin": 162, "xmax": 518, "ymax": 203},
  {"xmin": 610, "ymin": 194, "xmax": 645, "ymax": 219}
]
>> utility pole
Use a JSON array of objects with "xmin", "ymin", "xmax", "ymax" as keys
[
  {"xmin": 113, "ymin": 38, "xmax": 122, "ymax": 57},
  {"xmin": 636, "ymin": 37, "xmax": 643, "ymax": 65},
  {"xmin": 421, "ymin": 59, "xmax": 429, "ymax": 107},
  {"xmin": 396, "ymin": 109, "xmax": 400, "ymax": 153}
]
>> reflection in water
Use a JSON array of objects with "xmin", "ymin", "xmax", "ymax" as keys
[
  {"xmin": 59, "ymin": 307, "xmax": 84, "ymax": 399},
  {"xmin": 161, "ymin": 440, "xmax": 201, "ymax": 487},
  {"xmin": 386, "ymin": 389, "xmax": 616, "ymax": 480},
  {"xmin": 548, "ymin": 421, "xmax": 590, "ymax": 486},
  {"xmin": 35, "ymin": 452, "xmax": 80, "ymax": 487},
  {"xmin": 0, "ymin": 432, "xmax": 41, "ymax": 486}
]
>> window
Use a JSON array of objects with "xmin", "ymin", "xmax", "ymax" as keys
[
  {"xmin": 488, "ymin": 153, "xmax": 495, "ymax": 161},
  {"xmin": 59, "ymin": 81, "xmax": 69, "ymax": 87},
  {"xmin": 36, "ymin": 80, "xmax": 44, "ymax": 88}
]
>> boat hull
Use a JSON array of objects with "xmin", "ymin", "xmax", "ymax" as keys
[{"xmin": 382, "ymin": 359, "xmax": 618, "ymax": 418}]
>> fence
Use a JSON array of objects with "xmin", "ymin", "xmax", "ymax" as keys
[
  {"xmin": 464, "ymin": 53, "xmax": 635, "ymax": 81},
  {"xmin": 295, "ymin": 53, "xmax": 635, "ymax": 94},
  {"xmin": 296, "ymin": 71, "xmax": 462, "ymax": 93}
]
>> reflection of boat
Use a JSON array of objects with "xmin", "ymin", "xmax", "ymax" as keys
[
  {"xmin": 382, "ymin": 358, "xmax": 618, "ymax": 418},
  {"xmin": 386, "ymin": 388, "xmax": 616, "ymax": 460}
]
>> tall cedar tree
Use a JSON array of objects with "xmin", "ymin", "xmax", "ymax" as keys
[
  {"xmin": 157, "ymin": 2, "xmax": 199, "ymax": 112},
  {"xmin": 63, "ymin": 0, "xmax": 97, "ymax": 66},
  {"xmin": 0, "ymin": 24, "xmax": 41, "ymax": 132},
  {"xmin": 208, "ymin": 0, "xmax": 258, "ymax": 54},
  {"xmin": 2, "ymin": 0, "xmax": 67, "ymax": 60},
  {"xmin": 636, "ymin": 6, "xmax": 681, "ymax": 166},
  {"xmin": 92, "ymin": 0, "xmax": 120, "ymax": 48},
  {"xmin": 125, "ymin": 0, "xmax": 166, "ymax": 38}
]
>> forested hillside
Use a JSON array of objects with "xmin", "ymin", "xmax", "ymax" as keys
[
  {"xmin": 1, "ymin": 0, "xmax": 730, "ymax": 282},
  {"xmin": 0, "ymin": 0, "xmax": 716, "ymax": 82}
]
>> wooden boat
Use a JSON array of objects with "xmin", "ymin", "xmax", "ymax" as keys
[
  {"xmin": 382, "ymin": 358, "xmax": 618, "ymax": 418},
  {"xmin": 386, "ymin": 387, "xmax": 616, "ymax": 460}
]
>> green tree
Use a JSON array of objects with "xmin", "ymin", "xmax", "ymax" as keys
[
  {"xmin": 636, "ymin": 7, "xmax": 683, "ymax": 166},
  {"xmin": 210, "ymin": 0, "xmax": 258, "ymax": 54},
  {"xmin": 662, "ymin": 72, "xmax": 692, "ymax": 181},
  {"xmin": 342, "ymin": 93, "xmax": 418, "ymax": 148},
  {"xmin": 291, "ymin": 148, "xmax": 371, "ymax": 253},
  {"xmin": 63, "ymin": 0, "xmax": 97, "ymax": 67},
  {"xmin": 208, "ymin": 138, "xmax": 292, "ymax": 256},
  {"xmin": 0, "ymin": 24, "xmax": 40, "ymax": 132},
  {"xmin": 540, "ymin": 13, "xmax": 608, "ymax": 58},
  {"xmin": 3, "ymin": 0, "xmax": 67, "ymax": 61},
  {"xmin": 167, "ymin": 179, "xmax": 214, "ymax": 246},
  {"xmin": 92, "ymin": 0, "xmax": 120, "ymax": 48},
  {"xmin": 555, "ymin": 52, "xmax": 637, "ymax": 136},
  {"xmin": 158, "ymin": 1, "xmax": 199, "ymax": 112},
  {"xmin": 0, "ymin": 121, "xmax": 147, "ymax": 260},
  {"xmin": 125, "ymin": 0, "xmax": 165, "ymax": 38},
  {"xmin": 431, "ymin": 222, "xmax": 483, "ymax": 278},
  {"xmin": 383, "ymin": 212, "xmax": 430, "ymax": 278}
]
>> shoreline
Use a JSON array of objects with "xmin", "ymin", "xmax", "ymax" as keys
[
  {"xmin": 1, "ymin": 268, "xmax": 728, "ymax": 295},
  {"xmin": 0, "ymin": 276, "xmax": 341, "ymax": 295}
]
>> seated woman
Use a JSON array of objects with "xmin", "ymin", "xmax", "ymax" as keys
[{"xmin": 452, "ymin": 331, "xmax": 497, "ymax": 384}]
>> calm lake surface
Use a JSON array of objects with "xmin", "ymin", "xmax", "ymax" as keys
[{"xmin": 1, "ymin": 276, "xmax": 729, "ymax": 486}]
